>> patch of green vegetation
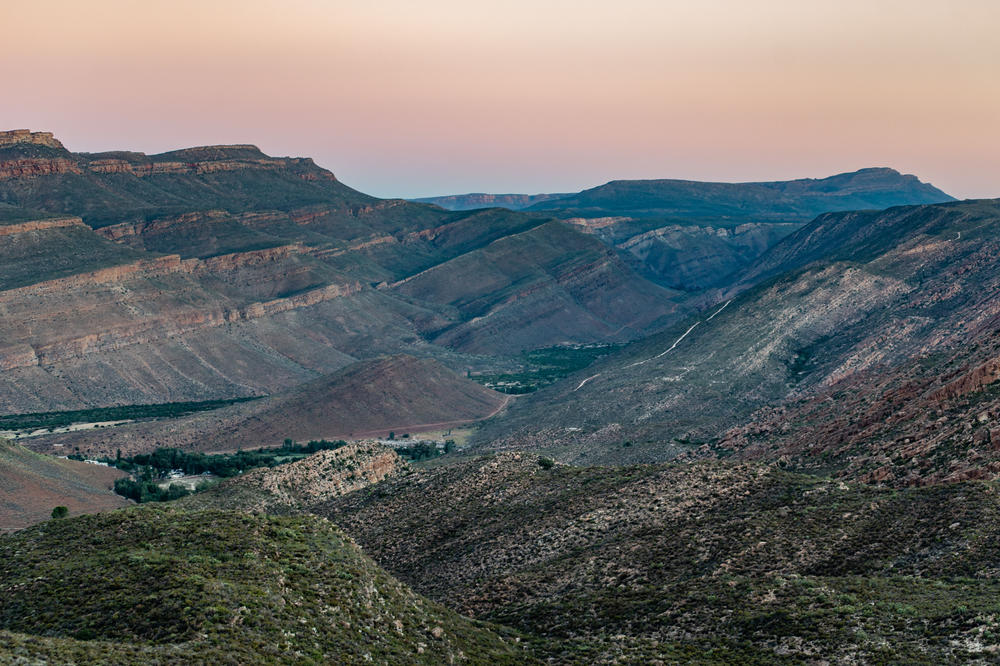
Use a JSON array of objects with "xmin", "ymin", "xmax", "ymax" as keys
[
  {"xmin": 112, "ymin": 477, "xmax": 219, "ymax": 504},
  {"xmin": 96, "ymin": 440, "xmax": 348, "ymax": 503},
  {"xmin": 473, "ymin": 344, "xmax": 619, "ymax": 394},
  {"xmin": 394, "ymin": 440, "xmax": 455, "ymax": 462},
  {"xmin": 0, "ymin": 397, "xmax": 260, "ymax": 431}
]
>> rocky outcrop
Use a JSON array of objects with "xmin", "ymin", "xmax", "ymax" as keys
[
  {"xmin": 185, "ymin": 441, "xmax": 408, "ymax": 514},
  {"xmin": 0, "ymin": 217, "xmax": 85, "ymax": 236},
  {"xmin": 0, "ymin": 130, "xmax": 65, "ymax": 149},
  {"xmin": 0, "ymin": 345, "xmax": 38, "ymax": 371},
  {"xmin": 0, "ymin": 158, "xmax": 80, "ymax": 179},
  {"xmin": 930, "ymin": 356, "xmax": 1000, "ymax": 402},
  {"xmin": 86, "ymin": 157, "xmax": 304, "ymax": 177}
]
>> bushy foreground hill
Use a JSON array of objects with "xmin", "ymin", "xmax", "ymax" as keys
[
  {"xmin": 319, "ymin": 452, "xmax": 1000, "ymax": 664},
  {"xmin": 0, "ymin": 507, "xmax": 532, "ymax": 665}
]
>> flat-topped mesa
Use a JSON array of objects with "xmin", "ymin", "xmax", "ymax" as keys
[{"xmin": 0, "ymin": 130, "xmax": 66, "ymax": 150}]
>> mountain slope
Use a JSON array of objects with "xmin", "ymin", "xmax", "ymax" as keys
[
  {"xmin": 476, "ymin": 200, "xmax": 1000, "ymax": 481},
  {"xmin": 391, "ymin": 221, "xmax": 681, "ymax": 354},
  {"xmin": 0, "ymin": 130, "xmax": 683, "ymax": 415},
  {"xmin": 0, "ymin": 440, "xmax": 126, "ymax": 530},
  {"xmin": 526, "ymin": 168, "xmax": 953, "ymax": 219},
  {"xmin": 25, "ymin": 355, "xmax": 509, "ymax": 458},
  {"xmin": 0, "ymin": 507, "xmax": 532, "ymax": 664},
  {"xmin": 319, "ymin": 452, "xmax": 1000, "ymax": 664}
]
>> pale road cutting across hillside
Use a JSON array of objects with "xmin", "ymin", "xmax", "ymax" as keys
[
  {"xmin": 627, "ymin": 321, "xmax": 701, "ymax": 368},
  {"xmin": 707, "ymin": 299, "xmax": 732, "ymax": 320},
  {"xmin": 575, "ymin": 299, "xmax": 734, "ymax": 390}
]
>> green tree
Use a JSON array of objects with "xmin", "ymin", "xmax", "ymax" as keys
[{"xmin": 51, "ymin": 506, "xmax": 69, "ymax": 519}]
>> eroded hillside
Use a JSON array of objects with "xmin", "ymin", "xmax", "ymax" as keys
[
  {"xmin": 0, "ymin": 130, "xmax": 681, "ymax": 416},
  {"xmin": 479, "ymin": 200, "xmax": 1000, "ymax": 486}
]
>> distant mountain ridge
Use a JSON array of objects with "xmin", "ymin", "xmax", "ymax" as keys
[
  {"xmin": 525, "ymin": 167, "xmax": 953, "ymax": 219},
  {"xmin": 415, "ymin": 169, "xmax": 953, "ymax": 290},
  {"xmin": 412, "ymin": 192, "xmax": 570, "ymax": 211},
  {"xmin": 414, "ymin": 168, "xmax": 952, "ymax": 218}
]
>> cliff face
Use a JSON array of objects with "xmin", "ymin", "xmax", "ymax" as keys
[
  {"xmin": 0, "ymin": 130, "xmax": 65, "ymax": 149},
  {"xmin": 0, "ymin": 216, "xmax": 84, "ymax": 236}
]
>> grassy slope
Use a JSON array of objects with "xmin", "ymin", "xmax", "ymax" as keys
[
  {"xmin": 0, "ymin": 507, "xmax": 533, "ymax": 665},
  {"xmin": 319, "ymin": 453, "xmax": 1000, "ymax": 664},
  {"xmin": 0, "ymin": 441, "xmax": 126, "ymax": 530}
]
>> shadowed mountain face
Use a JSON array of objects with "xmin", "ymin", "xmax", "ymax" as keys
[
  {"xmin": 477, "ymin": 200, "xmax": 1000, "ymax": 485},
  {"xmin": 415, "ymin": 168, "xmax": 953, "ymax": 290},
  {"xmin": 0, "ymin": 130, "xmax": 681, "ymax": 417}
]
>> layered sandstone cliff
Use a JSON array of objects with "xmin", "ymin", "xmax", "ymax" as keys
[{"xmin": 0, "ymin": 130, "xmax": 65, "ymax": 149}]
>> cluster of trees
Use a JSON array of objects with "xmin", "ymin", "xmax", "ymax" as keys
[
  {"xmin": 83, "ymin": 439, "xmax": 348, "ymax": 503},
  {"xmin": 395, "ymin": 440, "xmax": 455, "ymax": 461},
  {"xmin": 1, "ymin": 397, "xmax": 257, "ymax": 431},
  {"xmin": 113, "ymin": 478, "xmax": 214, "ymax": 503}
]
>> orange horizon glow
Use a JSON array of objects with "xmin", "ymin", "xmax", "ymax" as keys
[{"xmin": 1, "ymin": 0, "xmax": 997, "ymax": 199}]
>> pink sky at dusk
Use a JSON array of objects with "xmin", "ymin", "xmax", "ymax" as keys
[{"xmin": 1, "ymin": 0, "xmax": 997, "ymax": 199}]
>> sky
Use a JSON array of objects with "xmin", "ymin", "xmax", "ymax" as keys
[{"xmin": 1, "ymin": 0, "xmax": 997, "ymax": 199}]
